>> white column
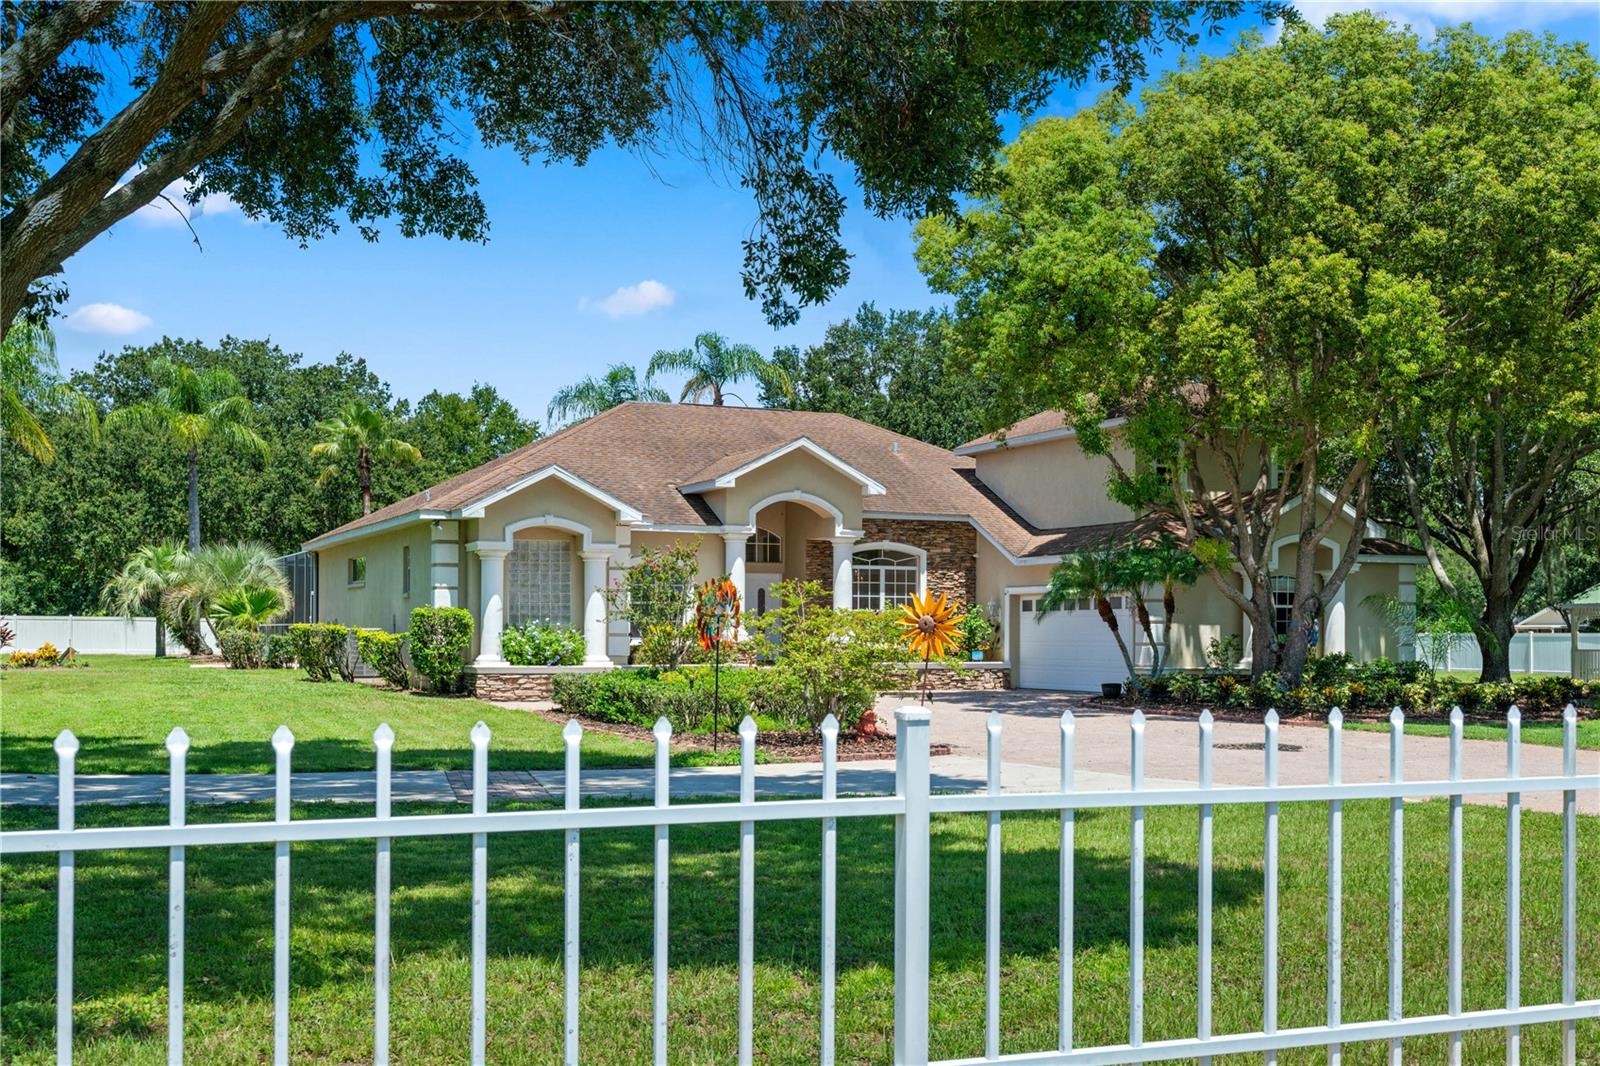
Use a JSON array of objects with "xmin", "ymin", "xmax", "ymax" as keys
[
  {"xmin": 831, "ymin": 536, "xmax": 857, "ymax": 611},
  {"xmin": 1325, "ymin": 575, "xmax": 1348, "ymax": 655},
  {"xmin": 580, "ymin": 550, "xmax": 612, "ymax": 666},
  {"xmin": 723, "ymin": 533, "xmax": 749, "ymax": 638},
  {"xmin": 474, "ymin": 547, "xmax": 510, "ymax": 665}
]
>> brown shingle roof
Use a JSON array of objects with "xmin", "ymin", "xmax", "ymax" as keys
[
  {"xmin": 309, "ymin": 403, "xmax": 1058, "ymax": 557},
  {"xmin": 958, "ymin": 410, "xmax": 1070, "ymax": 451}
]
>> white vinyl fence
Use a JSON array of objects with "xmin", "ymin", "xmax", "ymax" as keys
[
  {"xmin": 1419, "ymin": 631, "xmax": 1600, "ymax": 675},
  {"xmin": 1, "ymin": 706, "xmax": 1594, "ymax": 1066},
  {"xmin": 0, "ymin": 614, "xmax": 192, "ymax": 655}
]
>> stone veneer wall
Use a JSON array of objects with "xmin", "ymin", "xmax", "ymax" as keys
[
  {"xmin": 470, "ymin": 671, "xmax": 555, "ymax": 701},
  {"xmin": 892, "ymin": 663, "xmax": 1011, "ymax": 692},
  {"xmin": 804, "ymin": 519, "xmax": 980, "ymax": 606}
]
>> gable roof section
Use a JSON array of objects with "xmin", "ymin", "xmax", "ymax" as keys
[{"xmin": 677, "ymin": 436, "xmax": 887, "ymax": 495}]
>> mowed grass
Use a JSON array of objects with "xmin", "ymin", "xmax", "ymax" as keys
[
  {"xmin": 0, "ymin": 656, "xmax": 660, "ymax": 775},
  {"xmin": 1, "ymin": 799, "xmax": 1594, "ymax": 1064},
  {"xmin": 1346, "ymin": 717, "xmax": 1599, "ymax": 750}
]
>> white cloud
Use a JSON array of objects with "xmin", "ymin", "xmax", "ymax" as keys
[
  {"xmin": 114, "ymin": 168, "xmax": 252, "ymax": 227},
  {"xmin": 580, "ymin": 279, "xmax": 676, "ymax": 318},
  {"xmin": 62, "ymin": 302, "xmax": 154, "ymax": 336},
  {"xmin": 1284, "ymin": 1, "xmax": 1585, "ymax": 40}
]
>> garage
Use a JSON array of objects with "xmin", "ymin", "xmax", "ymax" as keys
[{"xmin": 1015, "ymin": 594, "xmax": 1132, "ymax": 691}]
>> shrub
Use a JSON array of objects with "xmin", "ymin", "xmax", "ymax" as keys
[
  {"xmin": 1305, "ymin": 653, "xmax": 1352, "ymax": 687},
  {"xmin": 605, "ymin": 542, "xmax": 700, "ymax": 668},
  {"xmin": 288, "ymin": 623, "xmax": 353, "ymax": 682},
  {"xmin": 357, "ymin": 629, "xmax": 410, "ymax": 689},
  {"xmin": 752, "ymin": 580, "xmax": 910, "ymax": 728},
  {"xmin": 1205, "ymin": 634, "xmax": 1244, "ymax": 673},
  {"xmin": 408, "ymin": 607, "xmax": 473, "ymax": 693},
  {"xmin": 501, "ymin": 622, "xmax": 584, "ymax": 666},
  {"xmin": 33, "ymin": 641, "xmax": 62, "ymax": 667},
  {"xmin": 0, "ymin": 621, "xmax": 15, "ymax": 648},
  {"xmin": 957, "ymin": 609, "xmax": 996, "ymax": 656},
  {"xmin": 264, "ymin": 632, "xmax": 295, "ymax": 669},
  {"xmin": 218, "ymin": 626, "xmax": 266, "ymax": 669}
]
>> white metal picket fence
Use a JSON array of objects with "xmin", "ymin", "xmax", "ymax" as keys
[{"xmin": 1, "ymin": 705, "xmax": 1595, "ymax": 1066}]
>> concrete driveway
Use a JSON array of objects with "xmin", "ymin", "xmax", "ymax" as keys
[{"xmin": 878, "ymin": 690, "xmax": 1598, "ymax": 816}]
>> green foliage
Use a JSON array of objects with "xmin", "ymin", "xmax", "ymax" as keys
[
  {"xmin": 5, "ymin": 3, "xmax": 1251, "ymax": 327},
  {"xmin": 605, "ymin": 541, "xmax": 701, "ymax": 668},
  {"xmin": 762, "ymin": 304, "xmax": 995, "ymax": 450},
  {"xmin": 100, "ymin": 540, "xmax": 193, "ymax": 655},
  {"xmin": 753, "ymin": 580, "xmax": 910, "ymax": 728},
  {"xmin": 547, "ymin": 364, "xmax": 668, "ymax": 426},
  {"xmin": 957, "ymin": 609, "xmax": 996, "ymax": 656},
  {"xmin": 501, "ymin": 623, "xmax": 585, "ymax": 667},
  {"xmin": 356, "ymin": 629, "xmax": 411, "ymax": 689},
  {"xmin": 2, "ymin": 337, "xmax": 537, "ymax": 614},
  {"xmin": 1205, "ymin": 635, "xmax": 1245, "ymax": 674},
  {"xmin": 312, "ymin": 402, "xmax": 422, "ymax": 515},
  {"xmin": 264, "ymin": 633, "xmax": 295, "ymax": 670},
  {"xmin": 1, "ymin": 322, "xmax": 98, "ymax": 464},
  {"xmin": 550, "ymin": 666, "xmax": 808, "ymax": 734},
  {"xmin": 288, "ymin": 623, "xmax": 353, "ymax": 683},
  {"xmin": 217, "ymin": 627, "xmax": 267, "ymax": 670},
  {"xmin": 167, "ymin": 542, "xmax": 290, "ymax": 642},
  {"xmin": 407, "ymin": 607, "xmax": 473, "ymax": 693},
  {"xmin": 647, "ymin": 332, "xmax": 791, "ymax": 407}
]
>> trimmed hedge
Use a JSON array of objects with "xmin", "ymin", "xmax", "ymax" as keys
[
  {"xmin": 1143, "ymin": 655, "xmax": 1594, "ymax": 714},
  {"xmin": 408, "ymin": 607, "xmax": 473, "ymax": 693},
  {"xmin": 218, "ymin": 627, "xmax": 265, "ymax": 669},
  {"xmin": 288, "ymin": 623, "xmax": 354, "ymax": 682},
  {"xmin": 502, "ymin": 622, "xmax": 584, "ymax": 666},
  {"xmin": 356, "ymin": 629, "xmax": 410, "ymax": 689},
  {"xmin": 551, "ymin": 666, "xmax": 808, "ymax": 733}
]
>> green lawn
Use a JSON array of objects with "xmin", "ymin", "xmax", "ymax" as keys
[
  {"xmin": 1, "ymin": 799, "xmax": 1593, "ymax": 1064},
  {"xmin": 0, "ymin": 656, "xmax": 664, "ymax": 775},
  {"xmin": 1347, "ymin": 717, "xmax": 1600, "ymax": 750}
]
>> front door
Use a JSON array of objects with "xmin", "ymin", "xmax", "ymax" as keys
[{"xmin": 747, "ymin": 573, "xmax": 781, "ymax": 617}]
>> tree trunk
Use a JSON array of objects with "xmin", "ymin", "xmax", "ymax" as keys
[
  {"xmin": 187, "ymin": 445, "xmax": 201, "ymax": 551},
  {"xmin": 154, "ymin": 614, "xmax": 167, "ymax": 658},
  {"xmin": 1477, "ymin": 599, "xmax": 1515, "ymax": 682},
  {"xmin": 360, "ymin": 448, "xmax": 372, "ymax": 515}
]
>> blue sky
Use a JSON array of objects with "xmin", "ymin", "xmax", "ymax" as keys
[{"xmin": 53, "ymin": 2, "xmax": 1599, "ymax": 425}]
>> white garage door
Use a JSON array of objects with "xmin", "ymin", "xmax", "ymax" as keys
[{"xmin": 1016, "ymin": 595, "xmax": 1130, "ymax": 691}]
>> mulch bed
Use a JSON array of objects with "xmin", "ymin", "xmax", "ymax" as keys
[
  {"xmin": 521, "ymin": 704, "xmax": 948, "ymax": 761},
  {"xmin": 1076, "ymin": 697, "xmax": 1589, "ymax": 727}
]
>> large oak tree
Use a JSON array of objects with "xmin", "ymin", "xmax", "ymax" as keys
[
  {"xmin": 2, "ymin": 1, "xmax": 1271, "ymax": 330},
  {"xmin": 918, "ymin": 15, "xmax": 1456, "ymax": 684}
]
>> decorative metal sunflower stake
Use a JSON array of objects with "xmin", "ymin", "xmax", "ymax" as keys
[
  {"xmin": 693, "ymin": 577, "xmax": 741, "ymax": 751},
  {"xmin": 896, "ymin": 591, "xmax": 965, "ymax": 705}
]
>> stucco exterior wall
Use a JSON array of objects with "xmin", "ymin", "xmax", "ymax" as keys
[
  {"xmin": 478, "ymin": 478, "xmax": 618, "ymax": 545},
  {"xmin": 717, "ymin": 449, "xmax": 864, "ymax": 531},
  {"xmin": 1344, "ymin": 564, "xmax": 1401, "ymax": 661},
  {"xmin": 315, "ymin": 521, "xmax": 432, "ymax": 633},
  {"xmin": 971, "ymin": 436, "xmax": 1135, "ymax": 528}
]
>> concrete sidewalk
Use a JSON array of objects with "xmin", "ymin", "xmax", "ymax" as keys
[{"xmin": 0, "ymin": 757, "xmax": 1185, "ymax": 808}]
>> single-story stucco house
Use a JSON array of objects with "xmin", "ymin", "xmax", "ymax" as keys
[{"xmin": 302, "ymin": 402, "xmax": 1424, "ymax": 699}]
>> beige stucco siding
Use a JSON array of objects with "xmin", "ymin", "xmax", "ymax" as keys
[
  {"xmin": 715, "ymin": 450, "xmax": 864, "ymax": 531},
  {"xmin": 478, "ymin": 478, "xmax": 619, "ymax": 546},
  {"xmin": 972, "ymin": 437, "xmax": 1135, "ymax": 529},
  {"xmin": 315, "ymin": 522, "xmax": 432, "ymax": 633},
  {"xmin": 1344, "ymin": 564, "xmax": 1401, "ymax": 661}
]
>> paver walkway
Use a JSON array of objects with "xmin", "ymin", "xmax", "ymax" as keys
[{"xmin": 877, "ymin": 692, "xmax": 1599, "ymax": 816}]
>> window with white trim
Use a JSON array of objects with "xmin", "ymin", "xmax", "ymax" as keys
[
  {"xmin": 851, "ymin": 547, "xmax": 920, "ymax": 611},
  {"xmin": 1270, "ymin": 576, "xmax": 1296, "ymax": 638},
  {"xmin": 747, "ymin": 527, "xmax": 781, "ymax": 564},
  {"xmin": 507, "ymin": 540, "xmax": 572, "ymax": 626}
]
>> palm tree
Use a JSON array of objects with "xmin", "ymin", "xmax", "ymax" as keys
[
  {"xmin": 547, "ymin": 363, "xmax": 669, "ymax": 425},
  {"xmin": 1123, "ymin": 536, "xmax": 1202, "ymax": 677},
  {"xmin": 647, "ymin": 332, "xmax": 793, "ymax": 406},
  {"xmin": 107, "ymin": 358, "xmax": 267, "ymax": 550},
  {"xmin": 1, "ymin": 321, "xmax": 99, "ymax": 463},
  {"xmin": 101, "ymin": 541, "xmax": 191, "ymax": 657},
  {"xmin": 1039, "ymin": 544, "xmax": 1142, "ymax": 693},
  {"xmin": 311, "ymin": 401, "xmax": 422, "ymax": 516},
  {"xmin": 167, "ymin": 542, "xmax": 291, "ymax": 643}
]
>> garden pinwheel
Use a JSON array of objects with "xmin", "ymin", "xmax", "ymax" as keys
[{"xmin": 897, "ymin": 591, "xmax": 965, "ymax": 704}]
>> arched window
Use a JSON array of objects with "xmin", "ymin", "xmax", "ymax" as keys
[
  {"xmin": 747, "ymin": 526, "xmax": 781, "ymax": 564},
  {"xmin": 852, "ymin": 547, "xmax": 921, "ymax": 611}
]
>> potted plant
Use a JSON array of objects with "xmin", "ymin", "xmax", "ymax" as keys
[{"xmin": 958, "ymin": 609, "xmax": 996, "ymax": 661}]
